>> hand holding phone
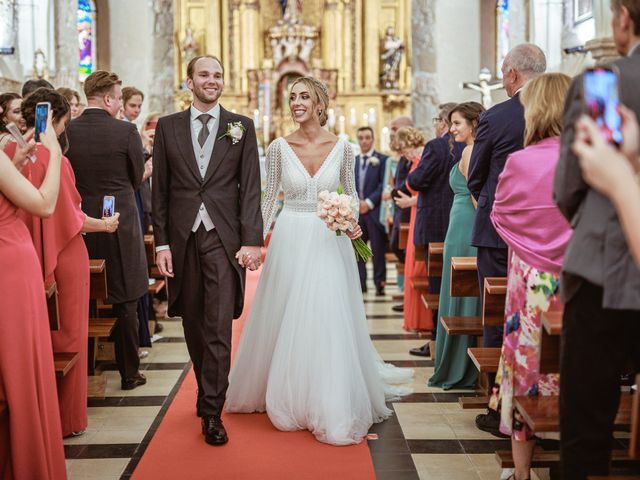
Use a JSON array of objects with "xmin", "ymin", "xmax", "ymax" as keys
[
  {"xmin": 102, "ymin": 196, "xmax": 115, "ymax": 217},
  {"xmin": 34, "ymin": 102, "xmax": 51, "ymax": 142},
  {"xmin": 6, "ymin": 122, "xmax": 36, "ymax": 164},
  {"xmin": 583, "ymin": 67, "xmax": 623, "ymax": 146}
]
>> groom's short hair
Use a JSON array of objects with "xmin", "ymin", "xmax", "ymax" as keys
[{"xmin": 187, "ymin": 55, "xmax": 225, "ymax": 79}]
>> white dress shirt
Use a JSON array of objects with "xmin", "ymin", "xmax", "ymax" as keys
[{"xmin": 358, "ymin": 148, "xmax": 376, "ymax": 211}]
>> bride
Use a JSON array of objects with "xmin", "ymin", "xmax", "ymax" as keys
[{"xmin": 225, "ymin": 76, "xmax": 413, "ymax": 446}]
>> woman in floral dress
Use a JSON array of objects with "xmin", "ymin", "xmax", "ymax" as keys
[{"xmin": 488, "ymin": 73, "xmax": 573, "ymax": 480}]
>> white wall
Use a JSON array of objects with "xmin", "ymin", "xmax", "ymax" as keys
[
  {"xmin": 435, "ymin": 0, "xmax": 483, "ymax": 105},
  {"xmin": 106, "ymin": 0, "xmax": 155, "ymax": 125}
]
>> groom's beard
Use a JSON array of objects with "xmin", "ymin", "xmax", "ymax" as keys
[{"xmin": 193, "ymin": 83, "xmax": 223, "ymax": 106}]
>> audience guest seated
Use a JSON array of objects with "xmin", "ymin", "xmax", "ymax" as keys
[
  {"xmin": 488, "ymin": 74, "xmax": 572, "ymax": 480},
  {"xmin": 404, "ymin": 102, "xmax": 463, "ymax": 358},
  {"xmin": 388, "ymin": 116, "xmax": 414, "ymax": 311},
  {"xmin": 66, "ymin": 71, "xmax": 149, "ymax": 391},
  {"xmin": 574, "ymin": 108, "xmax": 640, "ymax": 265},
  {"xmin": 554, "ymin": 3, "xmax": 640, "ymax": 477},
  {"xmin": 0, "ymin": 108, "xmax": 67, "ymax": 479},
  {"xmin": 354, "ymin": 126, "xmax": 388, "ymax": 295},
  {"xmin": 56, "ymin": 87, "xmax": 81, "ymax": 119},
  {"xmin": 0, "ymin": 93, "xmax": 24, "ymax": 149},
  {"xmin": 428, "ymin": 102, "xmax": 485, "ymax": 387},
  {"xmin": 393, "ymin": 127, "xmax": 433, "ymax": 335},
  {"xmin": 8, "ymin": 88, "xmax": 119, "ymax": 438},
  {"xmin": 21, "ymin": 78, "xmax": 54, "ymax": 98},
  {"xmin": 468, "ymin": 43, "xmax": 547, "ymax": 434}
]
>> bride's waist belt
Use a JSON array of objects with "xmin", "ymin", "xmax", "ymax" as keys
[{"xmin": 283, "ymin": 200, "xmax": 318, "ymax": 213}]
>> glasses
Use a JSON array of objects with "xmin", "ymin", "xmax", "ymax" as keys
[{"xmin": 432, "ymin": 117, "xmax": 443, "ymax": 124}]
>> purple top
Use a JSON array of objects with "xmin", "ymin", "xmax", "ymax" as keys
[{"xmin": 491, "ymin": 137, "xmax": 572, "ymax": 275}]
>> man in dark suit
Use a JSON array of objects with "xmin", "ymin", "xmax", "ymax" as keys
[
  {"xmin": 66, "ymin": 71, "xmax": 149, "ymax": 390},
  {"xmin": 467, "ymin": 43, "xmax": 546, "ymax": 434},
  {"xmin": 355, "ymin": 127, "xmax": 388, "ymax": 295},
  {"xmin": 403, "ymin": 103, "xmax": 464, "ymax": 357},
  {"xmin": 388, "ymin": 116, "xmax": 414, "ymax": 311},
  {"xmin": 153, "ymin": 55, "xmax": 263, "ymax": 446},
  {"xmin": 554, "ymin": 3, "xmax": 640, "ymax": 478}
]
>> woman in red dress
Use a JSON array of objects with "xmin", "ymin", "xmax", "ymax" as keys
[
  {"xmin": 7, "ymin": 89, "xmax": 119, "ymax": 438},
  {"xmin": 393, "ymin": 127, "xmax": 433, "ymax": 333},
  {"xmin": 0, "ymin": 111, "xmax": 67, "ymax": 479}
]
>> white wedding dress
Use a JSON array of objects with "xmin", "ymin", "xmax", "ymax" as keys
[{"xmin": 225, "ymin": 137, "xmax": 413, "ymax": 445}]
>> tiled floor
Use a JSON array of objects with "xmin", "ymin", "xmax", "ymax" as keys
[{"xmin": 63, "ymin": 264, "xmax": 528, "ymax": 479}]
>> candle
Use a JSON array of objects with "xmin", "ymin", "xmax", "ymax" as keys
[
  {"xmin": 362, "ymin": 113, "xmax": 369, "ymax": 126},
  {"xmin": 253, "ymin": 109, "xmax": 260, "ymax": 128},
  {"xmin": 327, "ymin": 108, "xmax": 336, "ymax": 129},
  {"xmin": 338, "ymin": 115, "xmax": 345, "ymax": 135},
  {"xmin": 368, "ymin": 107, "xmax": 376, "ymax": 125},
  {"xmin": 381, "ymin": 126, "xmax": 390, "ymax": 152},
  {"xmin": 262, "ymin": 115, "xmax": 270, "ymax": 145},
  {"xmin": 350, "ymin": 107, "xmax": 357, "ymax": 126}
]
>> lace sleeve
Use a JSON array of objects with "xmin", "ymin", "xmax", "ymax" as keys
[
  {"xmin": 261, "ymin": 139, "xmax": 282, "ymax": 239},
  {"xmin": 340, "ymin": 141, "xmax": 361, "ymax": 221}
]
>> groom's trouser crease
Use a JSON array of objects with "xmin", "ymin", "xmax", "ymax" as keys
[{"xmin": 181, "ymin": 226, "xmax": 236, "ymax": 417}]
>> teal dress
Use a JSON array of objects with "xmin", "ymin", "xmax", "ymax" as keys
[{"xmin": 428, "ymin": 162, "xmax": 480, "ymax": 389}]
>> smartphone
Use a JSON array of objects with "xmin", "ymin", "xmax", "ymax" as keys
[
  {"xmin": 102, "ymin": 196, "xmax": 115, "ymax": 217},
  {"xmin": 34, "ymin": 102, "xmax": 50, "ymax": 142},
  {"xmin": 5, "ymin": 122, "xmax": 36, "ymax": 163},
  {"xmin": 583, "ymin": 67, "xmax": 623, "ymax": 146}
]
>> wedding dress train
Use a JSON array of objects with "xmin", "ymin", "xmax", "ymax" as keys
[{"xmin": 225, "ymin": 137, "xmax": 413, "ymax": 445}]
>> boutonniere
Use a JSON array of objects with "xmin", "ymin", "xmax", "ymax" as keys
[
  {"xmin": 218, "ymin": 121, "xmax": 245, "ymax": 145},
  {"xmin": 367, "ymin": 156, "xmax": 380, "ymax": 167}
]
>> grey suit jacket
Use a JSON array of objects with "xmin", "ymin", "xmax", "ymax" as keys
[
  {"xmin": 554, "ymin": 48, "xmax": 640, "ymax": 309},
  {"xmin": 152, "ymin": 106, "xmax": 263, "ymax": 319}
]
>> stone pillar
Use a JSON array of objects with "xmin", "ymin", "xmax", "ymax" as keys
[
  {"xmin": 342, "ymin": 0, "xmax": 354, "ymax": 92},
  {"xmin": 363, "ymin": 0, "xmax": 380, "ymax": 90},
  {"xmin": 54, "ymin": 0, "xmax": 79, "ymax": 89},
  {"xmin": 241, "ymin": 0, "xmax": 260, "ymax": 73},
  {"xmin": 411, "ymin": 0, "xmax": 438, "ymax": 138},
  {"xmin": 148, "ymin": 0, "xmax": 176, "ymax": 114},
  {"xmin": 586, "ymin": 0, "xmax": 618, "ymax": 64},
  {"xmin": 322, "ymin": 0, "xmax": 340, "ymax": 70},
  {"xmin": 205, "ymin": 0, "xmax": 222, "ymax": 59}
]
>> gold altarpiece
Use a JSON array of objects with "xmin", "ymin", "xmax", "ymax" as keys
[{"xmin": 174, "ymin": 0, "xmax": 411, "ymax": 150}]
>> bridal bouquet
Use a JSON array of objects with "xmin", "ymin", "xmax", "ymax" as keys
[{"xmin": 317, "ymin": 190, "xmax": 373, "ymax": 262}]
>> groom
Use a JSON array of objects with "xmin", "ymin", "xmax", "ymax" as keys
[{"xmin": 152, "ymin": 55, "xmax": 263, "ymax": 445}]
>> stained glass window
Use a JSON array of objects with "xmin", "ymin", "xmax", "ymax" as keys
[
  {"xmin": 78, "ymin": 0, "xmax": 96, "ymax": 81},
  {"xmin": 496, "ymin": 0, "xmax": 510, "ymax": 78}
]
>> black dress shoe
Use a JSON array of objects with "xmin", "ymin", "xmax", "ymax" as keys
[
  {"xmin": 361, "ymin": 287, "xmax": 368, "ymax": 294},
  {"xmin": 154, "ymin": 322, "xmax": 164, "ymax": 333},
  {"xmin": 391, "ymin": 304, "xmax": 404, "ymax": 312},
  {"xmin": 202, "ymin": 415, "xmax": 228, "ymax": 445},
  {"xmin": 475, "ymin": 409, "xmax": 510, "ymax": 438},
  {"xmin": 375, "ymin": 287, "xmax": 385, "ymax": 296},
  {"xmin": 121, "ymin": 372, "xmax": 147, "ymax": 390},
  {"xmin": 409, "ymin": 343, "xmax": 430, "ymax": 357}
]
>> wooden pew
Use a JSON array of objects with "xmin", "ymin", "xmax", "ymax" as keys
[
  {"xmin": 427, "ymin": 242, "xmax": 444, "ymax": 278},
  {"xmin": 45, "ymin": 281, "xmax": 60, "ymax": 331},
  {"xmin": 54, "ymin": 352, "xmax": 79, "ymax": 378},
  {"xmin": 420, "ymin": 292, "xmax": 440, "ymax": 311},
  {"xmin": 631, "ymin": 374, "xmax": 640, "ymax": 460},
  {"xmin": 399, "ymin": 223, "xmax": 410, "ymax": 249},
  {"xmin": 450, "ymin": 257, "xmax": 480, "ymax": 297},
  {"xmin": 482, "ymin": 277, "xmax": 507, "ymax": 327},
  {"xmin": 144, "ymin": 234, "xmax": 155, "ymax": 268},
  {"xmin": 89, "ymin": 259, "xmax": 107, "ymax": 300},
  {"xmin": 440, "ymin": 316, "xmax": 483, "ymax": 336},
  {"xmin": 540, "ymin": 310, "xmax": 562, "ymax": 374},
  {"xmin": 467, "ymin": 347, "xmax": 501, "ymax": 373}
]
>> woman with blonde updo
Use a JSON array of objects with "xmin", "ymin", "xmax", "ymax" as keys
[
  {"xmin": 392, "ymin": 127, "xmax": 434, "ymax": 334},
  {"xmin": 226, "ymin": 76, "xmax": 413, "ymax": 446}
]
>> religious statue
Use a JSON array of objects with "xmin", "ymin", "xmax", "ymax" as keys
[
  {"xmin": 380, "ymin": 26, "xmax": 404, "ymax": 90},
  {"xmin": 461, "ymin": 68, "xmax": 503, "ymax": 109},
  {"xmin": 181, "ymin": 24, "xmax": 198, "ymax": 63},
  {"xmin": 299, "ymin": 37, "xmax": 315, "ymax": 63},
  {"xmin": 283, "ymin": 35, "xmax": 300, "ymax": 61},
  {"xmin": 271, "ymin": 37, "xmax": 284, "ymax": 66}
]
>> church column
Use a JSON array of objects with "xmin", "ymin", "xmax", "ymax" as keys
[
  {"xmin": 586, "ymin": 0, "xmax": 618, "ymax": 64},
  {"xmin": 342, "ymin": 0, "xmax": 354, "ymax": 92},
  {"xmin": 205, "ymin": 0, "xmax": 222, "ymax": 59},
  {"xmin": 322, "ymin": 0, "xmax": 340, "ymax": 70},
  {"xmin": 230, "ymin": 0, "xmax": 242, "ymax": 92},
  {"xmin": 54, "ymin": 0, "xmax": 79, "ymax": 89},
  {"xmin": 363, "ymin": 0, "xmax": 380, "ymax": 90},
  {"xmin": 149, "ymin": 0, "xmax": 176, "ymax": 113},
  {"xmin": 411, "ymin": 0, "xmax": 438, "ymax": 137},
  {"xmin": 240, "ymin": 0, "xmax": 260, "ymax": 78}
]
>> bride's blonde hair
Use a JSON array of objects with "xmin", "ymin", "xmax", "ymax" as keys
[{"xmin": 290, "ymin": 76, "xmax": 330, "ymax": 127}]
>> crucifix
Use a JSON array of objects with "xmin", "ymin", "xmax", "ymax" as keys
[{"xmin": 461, "ymin": 68, "xmax": 503, "ymax": 109}]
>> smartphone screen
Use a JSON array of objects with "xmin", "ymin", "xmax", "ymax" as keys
[
  {"xmin": 102, "ymin": 196, "xmax": 115, "ymax": 217},
  {"xmin": 583, "ymin": 68, "xmax": 623, "ymax": 146},
  {"xmin": 34, "ymin": 102, "xmax": 50, "ymax": 142}
]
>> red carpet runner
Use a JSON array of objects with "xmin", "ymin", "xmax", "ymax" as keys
[{"xmin": 131, "ymin": 269, "xmax": 376, "ymax": 480}]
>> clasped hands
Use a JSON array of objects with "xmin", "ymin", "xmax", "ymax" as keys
[{"xmin": 235, "ymin": 246, "xmax": 262, "ymax": 271}]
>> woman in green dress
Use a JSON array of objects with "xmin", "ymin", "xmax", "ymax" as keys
[{"xmin": 428, "ymin": 102, "xmax": 485, "ymax": 389}]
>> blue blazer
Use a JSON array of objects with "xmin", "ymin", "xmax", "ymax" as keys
[
  {"xmin": 355, "ymin": 150, "xmax": 388, "ymax": 216},
  {"xmin": 407, "ymin": 134, "xmax": 464, "ymax": 247},
  {"xmin": 467, "ymin": 93, "xmax": 525, "ymax": 249}
]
